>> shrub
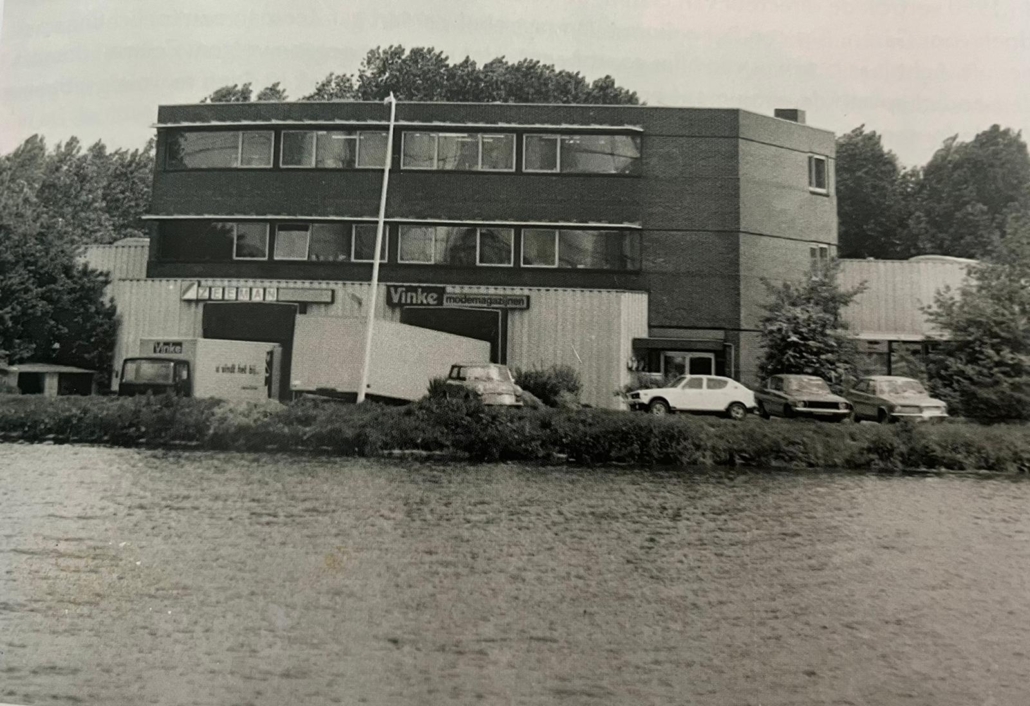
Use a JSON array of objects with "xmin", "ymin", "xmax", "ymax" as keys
[
  {"xmin": 513, "ymin": 364, "xmax": 582, "ymax": 407},
  {"xmin": 426, "ymin": 375, "xmax": 449, "ymax": 399}
]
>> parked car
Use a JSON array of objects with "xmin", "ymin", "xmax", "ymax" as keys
[
  {"xmin": 844, "ymin": 375, "xmax": 948, "ymax": 423},
  {"xmin": 755, "ymin": 374, "xmax": 852, "ymax": 421},
  {"xmin": 627, "ymin": 375, "xmax": 756, "ymax": 420},
  {"xmin": 444, "ymin": 363, "xmax": 523, "ymax": 406}
]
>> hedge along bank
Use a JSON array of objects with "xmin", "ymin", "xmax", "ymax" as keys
[{"xmin": 2, "ymin": 395, "xmax": 1030, "ymax": 473}]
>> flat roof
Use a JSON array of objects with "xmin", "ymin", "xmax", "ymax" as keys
[{"xmin": 1, "ymin": 363, "xmax": 95, "ymax": 374}]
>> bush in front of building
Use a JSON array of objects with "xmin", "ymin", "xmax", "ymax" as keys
[{"xmin": 512, "ymin": 364, "xmax": 582, "ymax": 408}]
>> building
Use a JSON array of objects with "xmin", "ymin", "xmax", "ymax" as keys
[
  {"xmin": 840, "ymin": 255, "xmax": 974, "ymax": 374},
  {"xmin": 110, "ymin": 101, "xmax": 837, "ymax": 407},
  {"xmin": 0, "ymin": 362, "xmax": 97, "ymax": 396}
]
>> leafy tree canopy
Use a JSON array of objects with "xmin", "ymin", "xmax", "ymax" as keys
[
  {"xmin": 757, "ymin": 261, "xmax": 866, "ymax": 387},
  {"xmin": 924, "ymin": 209, "xmax": 1030, "ymax": 420},
  {"xmin": 203, "ymin": 45, "xmax": 640, "ymax": 104}
]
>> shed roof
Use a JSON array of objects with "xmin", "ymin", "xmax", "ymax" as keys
[{"xmin": 1, "ymin": 363, "xmax": 96, "ymax": 374}]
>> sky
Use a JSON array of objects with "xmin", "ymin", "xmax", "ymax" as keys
[{"xmin": 1, "ymin": 0, "xmax": 1028, "ymax": 166}]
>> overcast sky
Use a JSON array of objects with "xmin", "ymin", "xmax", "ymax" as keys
[{"xmin": 1, "ymin": 0, "xmax": 1027, "ymax": 165}]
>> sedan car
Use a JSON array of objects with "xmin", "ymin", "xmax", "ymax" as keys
[
  {"xmin": 628, "ymin": 375, "xmax": 756, "ymax": 420},
  {"xmin": 845, "ymin": 375, "xmax": 948, "ymax": 423},
  {"xmin": 444, "ymin": 363, "xmax": 523, "ymax": 406},
  {"xmin": 755, "ymin": 374, "xmax": 852, "ymax": 421}
]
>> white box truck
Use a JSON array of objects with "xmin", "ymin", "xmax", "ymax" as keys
[
  {"xmin": 118, "ymin": 338, "xmax": 282, "ymax": 401},
  {"xmin": 290, "ymin": 317, "xmax": 490, "ymax": 402}
]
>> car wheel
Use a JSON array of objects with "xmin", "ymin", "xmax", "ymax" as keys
[
  {"xmin": 757, "ymin": 401, "xmax": 770, "ymax": 419},
  {"xmin": 727, "ymin": 402, "xmax": 748, "ymax": 421},
  {"xmin": 648, "ymin": 399, "xmax": 671, "ymax": 416}
]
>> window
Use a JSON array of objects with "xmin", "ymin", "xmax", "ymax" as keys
[
  {"xmin": 400, "ymin": 132, "xmax": 515, "ymax": 171},
  {"xmin": 233, "ymin": 223, "xmax": 269, "ymax": 260},
  {"xmin": 558, "ymin": 229, "xmax": 641, "ymax": 270},
  {"xmin": 522, "ymin": 229, "xmax": 558, "ymax": 268},
  {"xmin": 308, "ymin": 224, "xmax": 349, "ymax": 261},
  {"xmin": 274, "ymin": 224, "xmax": 310, "ymax": 260},
  {"xmin": 523, "ymin": 134, "xmax": 641, "ymax": 174},
  {"xmin": 397, "ymin": 225, "xmax": 477, "ymax": 265},
  {"xmin": 523, "ymin": 135, "xmax": 559, "ymax": 172},
  {"xmin": 477, "ymin": 228, "xmax": 514, "ymax": 266},
  {"xmin": 683, "ymin": 378, "xmax": 704, "ymax": 390},
  {"xmin": 157, "ymin": 221, "xmax": 236, "ymax": 261},
  {"xmin": 352, "ymin": 224, "xmax": 388, "ymax": 262},
  {"xmin": 165, "ymin": 130, "xmax": 273, "ymax": 169},
  {"xmin": 357, "ymin": 131, "xmax": 389, "ymax": 168},
  {"xmin": 282, "ymin": 131, "xmax": 359, "ymax": 168},
  {"xmin": 808, "ymin": 154, "xmax": 828, "ymax": 193},
  {"xmin": 810, "ymin": 244, "xmax": 830, "ymax": 274},
  {"xmin": 706, "ymin": 378, "xmax": 729, "ymax": 390}
]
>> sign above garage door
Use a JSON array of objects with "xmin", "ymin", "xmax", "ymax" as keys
[{"xmin": 386, "ymin": 285, "xmax": 530, "ymax": 310}]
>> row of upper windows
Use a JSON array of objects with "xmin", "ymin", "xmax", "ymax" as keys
[
  {"xmin": 162, "ymin": 129, "xmax": 642, "ymax": 175},
  {"xmin": 157, "ymin": 221, "xmax": 642, "ymax": 271}
]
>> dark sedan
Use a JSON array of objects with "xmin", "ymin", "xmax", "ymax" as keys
[{"xmin": 755, "ymin": 374, "xmax": 852, "ymax": 421}]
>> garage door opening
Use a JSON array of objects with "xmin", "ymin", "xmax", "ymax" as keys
[
  {"xmin": 399, "ymin": 308, "xmax": 506, "ymax": 363},
  {"xmin": 202, "ymin": 302, "xmax": 297, "ymax": 400}
]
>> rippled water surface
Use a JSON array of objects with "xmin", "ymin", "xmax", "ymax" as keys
[{"xmin": 3, "ymin": 444, "xmax": 1030, "ymax": 705}]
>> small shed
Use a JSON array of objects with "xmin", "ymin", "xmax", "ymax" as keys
[{"xmin": 0, "ymin": 363, "xmax": 98, "ymax": 397}]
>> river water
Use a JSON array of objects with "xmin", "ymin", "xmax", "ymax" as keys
[{"xmin": 2, "ymin": 444, "xmax": 1029, "ymax": 705}]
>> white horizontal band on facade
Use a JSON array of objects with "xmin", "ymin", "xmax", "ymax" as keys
[
  {"xmin": 142, "ymin": 214, "xmax": 643, "ymax": 229},
  {"xmin": 151, "ymin": 119, "xmax": 644, "ymax": 132}
]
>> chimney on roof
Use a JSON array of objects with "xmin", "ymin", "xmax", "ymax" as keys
[{"xmin": 774, "ymin": 108, "xmax": 806, "ymax": 124}]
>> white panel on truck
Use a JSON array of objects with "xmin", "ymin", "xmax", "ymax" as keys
[{"xmin": 291, "ymin": 317, "xmax": 490, "ymax": 401}]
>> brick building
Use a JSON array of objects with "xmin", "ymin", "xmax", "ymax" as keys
[{"xmin": 113, "ymin": 101, "xmax": 837, "ymax": 407}]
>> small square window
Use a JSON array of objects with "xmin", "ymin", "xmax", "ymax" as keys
[
  {"xmin": 437, "ymin": 133, "xmax": 479, "ymax": 170},
  {"xmin": 398, "ymin": 225, "xmax": 435, "ymax": 263},
  {"xmin": 357, "ymin": 131, "xmax": 389, "ymax": 168},
  {"xmin": 477, "ymin": 228, "xmax": 514, "ymax": 266},
  {"xmin": 401, "ymin": 132, "xmax": 437, "ymax": 169},
  {"xmin": 481, "ymin": 134, "xmax": 515, "ymax": 171},
  {"xmin": 281, "ymin": 131, "xmax": 315, "ymax": 167},
  {"xmin": 522, "ymin": 229, "xmax": 558, "ymax": 267},
  {"xmin": 274, "ymin": 224, "xmax": 310, "ymax": 260},
  {"xmin": 353, "ymin": 224, "xmax": 388, "ymax": 262},
  {"xmin": 240, "ymin": 132, "xmax": 273, "ymax": 168},
  {"xmin": 524, "ymin": 135, "xmax": 559, "ymax": 172},
  {"xmin": 808, "ymin": 154, "xmax": 828, "ymax": 192},
  {"xmin": 234, "ymin": 223, "xmax": 269, "ymax": 260},
  {"xmin": 308, "ymin": 224, "xmax": 349, "ymax": 261},
  {"xmin": 316, "ymin": 132, "xmax": 356, "ymax": 168}
]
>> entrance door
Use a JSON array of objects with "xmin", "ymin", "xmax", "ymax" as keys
[
  {"xmin": 202, "ymin": 302, "xmax": 297, "ymax": 400},
  {"xmin": 400, "ymin": 307, "xmax": 505, "ymax": 363},
  {"xmin": 662, "ymin": 352, "xmax": 715, "ymax": 377}
]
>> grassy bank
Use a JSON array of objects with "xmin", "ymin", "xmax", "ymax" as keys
[{"xmin": 2, "ymin": 395, "xmax": 1030, "ymax": 472}]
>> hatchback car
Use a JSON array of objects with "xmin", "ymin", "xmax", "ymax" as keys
[
  {"xmin": 444, "ymin": 363, "xmax": 523, "ymax": 406},
  {"xmin": 628, "ymin": 375, "xmax": 756, "ymax": 420},
  {"xmin": 755, "ymin": 374, "xmax": 852, "ymax": 421},
  {"xmin": 845, "ymin": 376, "xmax": 947, "ymax": 423}
]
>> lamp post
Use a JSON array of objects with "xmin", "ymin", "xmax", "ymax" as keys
[{"xmin": 356, "ymin": 92, "xmax": 397, "ymax": 403}]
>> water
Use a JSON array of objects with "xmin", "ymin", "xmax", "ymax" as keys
[{"xmin": 2, "ymin": 444, "xmax": 1030, "ymax": 705}]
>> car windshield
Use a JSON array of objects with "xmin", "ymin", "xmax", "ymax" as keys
[
  {"xmin": 880, "ymin": 379, "xmax": 927, "ymax": 396},
  {"xmin": 670, "ymin": 376, "xmax": 688, "ymax": 388},
  {"xmin": 784, "ymin": 378, "xmax": 830, "ymax": 394},
  {"xmin": 124, "ymin": 359, "xmax": 174, "ymax": 384},
  {"xmin": 465, "ymin": 366, "xmax": 510, "ymax": 382}
]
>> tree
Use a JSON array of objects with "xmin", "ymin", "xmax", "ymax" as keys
[
  {"xmin": 289, "ymin": 45, "xmax": 641, "ymax": 103},
  {"xmin": 923, "ymin": 210, "xmax": 1030, "ymax": 420},
  {"xmin": 255, "ymin": 82, "xmax": 288, "ymax": 101},
  {"xmin": 907, "ymin": 126, "xmax": 1030, "ymax": 258},
  {"xmin": 757, "ymin": 261, "xmax": 866, "ymax": 386},
  {"xmin": 835, "ymin": 126, "xmax": 916, "ymax": 259},
  {"xmin": 202, "ymin": 82, "xmax": 253, "ymax": 103}
]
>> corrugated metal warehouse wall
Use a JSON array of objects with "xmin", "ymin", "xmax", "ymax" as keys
[
  {"xmin": 83, "ymin": 239, "xmax": 150, "ymax": 284},
  {"xmin": 840, "ymin": 257, "xmax": 974, "ymax": 340},
  {"xmin": 111, "ymin": 279, "xmax": 647, "ymax": 408}
]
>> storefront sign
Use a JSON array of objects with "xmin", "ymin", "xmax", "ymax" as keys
[
  {"xmin": 182, "ymin": 282, "xmax": 330, "ymax": 304},
  {"xmin": 386, "ymin": 285, "xmax": 530, "ymax": 310},
  {"xmin": 151, "ymin": 341, "xmax": 183, "ymax": 354}
]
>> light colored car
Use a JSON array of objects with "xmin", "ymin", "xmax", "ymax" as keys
[
  {"xmin": 845, "ymin": 376, "xmax": 948, "ymax": 423},
  {"xmin": 755, "ymin": 374, "xmax": 852, "ymax": 421},
  {"xmin": 628, "ymin": 375, "xmax": 756, "ymax": 420},
  {"xmin": 444, "ymin": 363, "xmax": 523, "ymax": 406}
]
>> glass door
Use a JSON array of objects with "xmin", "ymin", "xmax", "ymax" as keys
[{"xmin": 662, "ymin": 352, "xmax": 715, "ymax": 377}]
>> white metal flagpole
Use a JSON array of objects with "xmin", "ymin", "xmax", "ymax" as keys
[{"xmin": 356, "ymin": 92, "xmax": 397, "ymax": 403}]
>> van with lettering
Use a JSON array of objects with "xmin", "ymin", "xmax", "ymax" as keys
[{"xmin": 118, "ymin": 338, "xmax": 282, "ymax": 401}]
